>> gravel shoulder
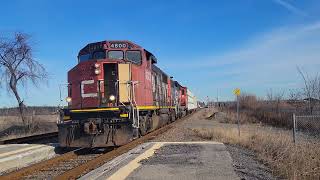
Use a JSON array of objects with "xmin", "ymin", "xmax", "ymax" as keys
[
  {"xmin": 226, "ymin": 144, "xmax": 277, "ymax": 180},
  {"xmin": 151, "ymin": 108, "xmax": 278, "ymax": 180}
]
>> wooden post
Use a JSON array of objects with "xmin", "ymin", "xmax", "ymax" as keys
[{"xmin": 237, "ymin": 95, "xmax": 240, "ymax": 137}]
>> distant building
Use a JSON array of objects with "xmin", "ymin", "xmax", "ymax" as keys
[{"xmin": 303, "ymin": 97, "xmax": 320, "ymax": 102}]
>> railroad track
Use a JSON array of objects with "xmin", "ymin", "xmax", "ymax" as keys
[
  {"xmin": 0, "ymin": 132, "xmax": 58, "ymax": 145},
  {"xmin": 1, "ymin": 112, "xmax": 195, "ymax": 180}
]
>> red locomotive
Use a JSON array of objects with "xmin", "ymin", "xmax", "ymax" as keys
[{"xmin": 58, "ymin": 40, "xmax": 197, "ymax": 147}]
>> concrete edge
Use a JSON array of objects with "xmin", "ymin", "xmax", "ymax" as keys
[{"xmin": 0, "ymin": 145, "xmax": 57, "ymax": 174}]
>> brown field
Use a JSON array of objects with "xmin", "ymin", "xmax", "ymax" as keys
[{"xmin": 0, "ymin": 114, "xmax": 58, "ymax": 140}]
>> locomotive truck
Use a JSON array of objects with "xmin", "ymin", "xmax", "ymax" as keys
[{"xmin": 58, "ymin": 40, "xmax": 197, "ymax": 147}]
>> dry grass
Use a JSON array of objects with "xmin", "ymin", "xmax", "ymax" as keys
[
  {"xmin": 216, "ymin": 110, "xmax": 258, "ymax": 124},
  {"xmin": 193, "ymin": 125, "xmax": 320, "ymax": 179},
  {"xmin": 0, "ymin": 114, "xmax": 58, "ymax": 140},
  {"xmin": 222, "ymin": 93, "xmax": 320, "ymax": 130}
]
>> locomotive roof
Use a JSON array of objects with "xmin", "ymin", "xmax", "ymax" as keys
[
  {"xmin": 78, "ymin": 40, "xmax": 158, "ymax": 64},
  {"xmin": 174, "ymin": 81, "xmax": 183, "ymax": 88},
  {"xmin": 83, "ymin": 40, "xmax": 142, "ymax": 49},
  {"xmin": 80, "ymin": 40, "xmax": 142, "ymax": 53},
  {"xmin": 152, "ymin": 64, "xmax": 167, "ymax": 76}
]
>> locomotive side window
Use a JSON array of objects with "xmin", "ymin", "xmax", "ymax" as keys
[
  {"xmin": 126, "ymin": 50, "xmax": 142, "ymax": 64},
  {"xmin": 93, "ymin": 51, "xmax": 106, "ymax": 59},
  {"xmin": 79, "ymin": 54, "xmax": 91, "ymax": 62},
  {"xmin": 108, "ymin": 50, "xmax": 124, "ymax": 59}
]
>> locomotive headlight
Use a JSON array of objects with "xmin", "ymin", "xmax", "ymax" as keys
[
  {"xmin": 109, "ymin": 95, "xmax": 116, "ymax": 101},
  {"xmin": 66, "ymin": 97, "xmax": 72, "ymax": 103},
  {"xmin": 94, "ymin": 69, "xmax": 101, "ymax": 75},
  {"xmin": 94, "ymin": 63, "xmax": 100, "ymax": 68}
]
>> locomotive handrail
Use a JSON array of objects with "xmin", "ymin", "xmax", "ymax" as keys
[
  {"xmin": 131, "ymin": 81, "xmax": 140, "ymax": 129},
  {"xmin": 115, "ymin": 80, "xmax": 128, "ymax": 109},
  {"xmin": 114, "ymin": 80, "xmax": 119, "ymax": 106},
  {"xmin": 58, "ymin": 83, "xmax": 70, "ymax": 108},
  {"xmin": 79, "ymin": 82, "xmax": 82, "ymax": 108},
  {"xmin": 97, "ymin": 80, "xmax": 102, "ymax": 107}
]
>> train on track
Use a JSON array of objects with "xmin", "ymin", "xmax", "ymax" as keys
[{"xmin": 58, "ymin": 40, "xmax": 197, "ymax": 147}]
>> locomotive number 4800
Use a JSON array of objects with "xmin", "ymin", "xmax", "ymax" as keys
[{"xmin": 110, "ymin": 43, "xmax": 127, "ymax": 49}]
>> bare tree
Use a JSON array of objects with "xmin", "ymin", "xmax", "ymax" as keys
[
  {"xmin": 266, "ymin": 88, "xmax": 285, "ymax": 115},
  {"xmin": 288, "ymin": 89, "xmax": 302, "ymax": 113},
  {"xmin": 0, "ymin": 32, "xmax": 48, "ymax": 127},
  {"xmin": 314, "ymin": 74, "xmax": 320, "ymax": 113},
  {"xmin": 266, "ymin": 88, "xmax": 273, "ymax": 101},
  {"xmin": 297, "ymin": 67, "xmax": 318, "ymax": 114},
  {"xmin": 315, "ymin": 75, "xmax": 320, "ymax": 101},
  {"xmin": 288, "ymin": 89, "xmax": 301, "ymax": 101},
  {"xmin": 238, "ymin": 93, "xmax": 259, "ymax": 110},
  {"xmin": 266, "ymin": 88, "xmax": 274, "ymax": 111},
  {"xmin": 274, "ymin": 90, "xmax": 285, "ymax": 116}
]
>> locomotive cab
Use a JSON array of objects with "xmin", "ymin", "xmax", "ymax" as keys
[{"xmin": 66, "ymin": 41, "xmax": 158, "ymax": 108}]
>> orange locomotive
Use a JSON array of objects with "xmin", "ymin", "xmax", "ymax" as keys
[{"xmin": 58, "ymin": 40, "xmax": 194, "ymax": 147}]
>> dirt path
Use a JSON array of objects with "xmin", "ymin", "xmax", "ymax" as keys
[{"xmin": 151, "ymin": 108, "xmax": 278, "ymax": 180}]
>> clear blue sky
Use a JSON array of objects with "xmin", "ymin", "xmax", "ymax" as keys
[{"xmin": 1, "ymin": 0, "xmax": 320, "ymax": 107}]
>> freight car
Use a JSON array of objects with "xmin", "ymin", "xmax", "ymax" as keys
[
  {"xmin": 58, "ymin": 40, "xmax": 197, "ymax": 147},
  {"xmin": 187, "ymin": 89, "xmax": 197, "ymax": 113}
]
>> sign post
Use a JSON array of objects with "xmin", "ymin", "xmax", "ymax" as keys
[{"xmin": 233, "ymin": 88, "xmax": 241, "ymax": 137}]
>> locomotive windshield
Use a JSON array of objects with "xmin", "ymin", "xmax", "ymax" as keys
[
  {"xmin": 107, "ymin": 50, "xmax": 142, "ymax": 64},
  {"xmin": 78, "ymin": 49, "xmax": 142, "ymax": 65},
  {"xmin": 93, "ymin": 51, "xmax": 106, "ymax": 59},
  {"xmin": 79, "ymin": 54, "xmax": 91, "ymax": 62},
  {"xmin": 126, "ymin": 50, "xmax": 142, "ymax": 64},
  {"xmin": 108, "ymin": 50, "xmax": 124, "ymax": 59},
  {"xmin": 79, "ymin": 51, "xmax": 106, "ymax": 62}
]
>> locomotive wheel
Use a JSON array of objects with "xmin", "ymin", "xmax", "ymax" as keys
[
  {"xmin": 139, "ymin": 116, "xmax": 148, "ymax": 136},
  {"xmin": 151, "ymin": 112, "xmax": 160, "ymax": 131},
  {"xmin": 160, "ymin": 114, "xmax": 169, "ymax": 126},
  {"xmin": 171, "ymin": 111, "xmax": 176, "ymax": 122}
]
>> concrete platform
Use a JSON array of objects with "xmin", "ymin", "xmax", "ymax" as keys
[
  {"xmin": 81, "ymin": 142, "xmax": 239, "ymax": 180},
  {"xmin": 0, "ymin": 143, "xmax": 58, "ymax": 174}
]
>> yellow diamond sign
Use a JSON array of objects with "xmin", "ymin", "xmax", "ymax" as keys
[{"xmin": 233, "ymin": 88, "xmax": 240, "ymax": 96}]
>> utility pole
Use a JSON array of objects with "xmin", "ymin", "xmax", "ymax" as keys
[{"xmin": 237, "ymin": 95, "xmax": 240, "ymax": 136}]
